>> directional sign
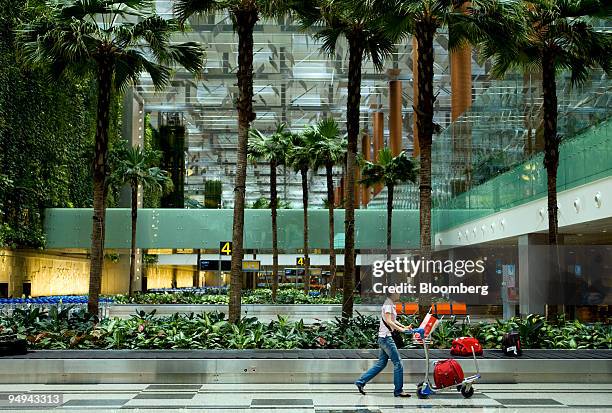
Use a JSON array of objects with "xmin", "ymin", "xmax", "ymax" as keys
[
  {"xmin": 242, "ymin": 260, "xmax": 261, "ymax": 272},
  {"xmin": 219, "ymin": 241, "xmax": 232, "ymax": 256}
]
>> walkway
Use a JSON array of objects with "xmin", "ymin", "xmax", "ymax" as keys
[{"xmin": 0, "ymin": 383, "xmax": 610, "ymax": 412}]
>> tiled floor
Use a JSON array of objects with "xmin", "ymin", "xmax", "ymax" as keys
[{"xmin": 0, "ymin": 383, "xmax": 610, "ymax": 412}]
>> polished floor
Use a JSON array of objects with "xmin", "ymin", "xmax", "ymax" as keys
[{"xmin": 0, "ymin": 383, "xmax": 611, "ymax": 412}]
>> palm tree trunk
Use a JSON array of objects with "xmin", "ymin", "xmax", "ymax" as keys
[
  {"xmin": 415, "ymin": 24, "xmax": 436, "ymax": 320},
  {"xmin": 386, "ymin": 183, "xmax": 394, "ymax": 261},
  {"xmin": 542, "ymin": 50, "xmax": 562, "ymax": 317},
  {"xmin": 342, "ymin": 35, "xmax": 364, "ymax": 320},
  {"xmin": 301, "ymin": 167, "xmax": 310, "ymax": 293},
  {"xmin": 270, "ymin": 160, "xmax": 279, "ymax": 302},
  {"xmin": 326, "ymin": 163, "xmax": 337, "ymax": 296},
  {"xmin": 129, "ymin": 179, "xmax": 138, "ymax": 297},
  {"xmin": 88, "ymin": 60, "xmax": 114, "ymax": 317},
  {"xmin": 542, "ymin": 51, "xmax": 559, "ymax": 246},
  {"xmin": 229, "ymin": 7, "xmax": 258, "ymax": 323}
]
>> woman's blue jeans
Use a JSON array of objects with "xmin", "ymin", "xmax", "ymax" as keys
[{"xmin": 355, "ymin": 336, "xmax": 404, "ymax": 396}]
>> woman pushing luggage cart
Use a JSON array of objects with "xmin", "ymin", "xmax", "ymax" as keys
[{"xmin": 412, "ymin": 312, "xmax": 481, "ymax": 399}]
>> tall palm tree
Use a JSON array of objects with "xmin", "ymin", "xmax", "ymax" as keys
[
  {"xmin": 309, "ymin": 118, "xmax": 347, "ymax": 295},
  {"xmin": 386, "ymin": 0, "xmax": 522, "ymax": 318},
  {"xmin": 467, "ymin": 0, "xmax": 611, "ymax": 245},
  {"xmin": 110, "ymin": 146, "xmax": 171, "ymax": 297},
  {"xmin": 248, "ymin": 123, "xmax": 293, "ymax": 301},
  {"xmin": 360, "ymin": 148, "xmax": 418, "ymax": 260},
  {"xmin": 175, "ymin": 0, "xmax": 306, "ymax": 323},
  {"xmin": 287, "ymin": 132, "xmax": 314, "ymax": 293},
  {"xmin": 389, "ymin": 0, "xmax": 519, "ymax": 243},
  {"xmin": 19, "ymin": 0, "xmax": 205, "ymax": 316},
  {"xmin": 296, "ymin": 0, "xmax": 396, "ymax": 319}
]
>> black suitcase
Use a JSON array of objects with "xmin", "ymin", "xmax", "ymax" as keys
[
  {"xmin": 502, "ymin": 331, "xmax": 522, "ymax": 356},
  {"xmin": 0, "ymin": 333, "xmax": 28, "ymax": 357}
]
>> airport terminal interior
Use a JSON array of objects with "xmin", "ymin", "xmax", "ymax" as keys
[{"xmin": 0, "ymin": 0, "xmax": 610, "ymax": 411}]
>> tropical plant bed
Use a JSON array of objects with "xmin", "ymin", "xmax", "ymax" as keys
[
  {"xmin": 0, "ymin": 306, "xmax": 609, "ymax": 351},
  {"xmin": 113, "ymin": 288, "xmax": 362, "ymax": 305}
]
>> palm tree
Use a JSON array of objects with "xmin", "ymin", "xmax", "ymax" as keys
[
  {"xmin": 467, "ymin": 0, "xmax": 611, "ymax": 245},
  {"xmin": 386, "ymin": 0, "xmax": 522, "ymax": 318},
  {"xmin": 248, "ymin": 123, "xmax": 293, "ymax": 301},
  {"xmin": 309, "ymin": 118, "xmax": 347, "ymax": 295},
  {"xmin": 360, "ymin": 148, "xmax": 418, "ymax": 260},
  {"xmin": 175, "ymin": 0, "xmax": 305, "ymax": 323},
  {"xmin": 19, "ymin": 0, "xmax": 205, "ymax": 316},
  {"xmin": 296, "ymin": 0, "xmax": 396, "ymax": 319},
  {"xmin": 287, "ymin": 131, "xmax": 314, "ymax": 293},
  {"xmin": 110, "ymin": 146, "xmax": 171, "ymax": 297}
]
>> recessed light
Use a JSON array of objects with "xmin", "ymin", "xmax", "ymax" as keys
[
  {"xmin": 577, "ymin": 233, "xmax": 583, "ymax": 237},
  {"xmin": 603, "ymin": 230, "xmax": 608, "ymax": 233}
]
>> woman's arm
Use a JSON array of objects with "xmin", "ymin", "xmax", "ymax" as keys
[{"xmin": 384, "ymin": 312, "xmax": 406, "ymax": 332}]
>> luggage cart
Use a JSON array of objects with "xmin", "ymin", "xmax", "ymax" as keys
[{"xmin": 412, "ymin": 315, "xmax": 481, "ymax": 399}]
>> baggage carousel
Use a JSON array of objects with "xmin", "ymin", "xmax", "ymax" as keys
[{"xmin": 1, "ymin": 349, "xmax": 610, "ymax": 384}]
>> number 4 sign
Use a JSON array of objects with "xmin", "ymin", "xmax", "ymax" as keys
[{"xmin": 219, "ymin": 241, "xmax": 232, "ymax": 256}]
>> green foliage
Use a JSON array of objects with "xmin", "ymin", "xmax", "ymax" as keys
[
  {"xmin": 109, "ymin": 146, "xmax": 171, "ymax": 197},
  {"xmin": 113, "ymin": 288, "xmax": 350, "ymax": 305},
  {"xmin": 204, "ymin": 180, "xmax": 222, "ymax": 209},
  {"xmin": 0, "ymin": 0, "xmax": 114, "ymax": 247},
  {"xmin": 359, "ymin": 148, "xmax": 418, "ymax": 188},
  {"xmin": 1, "ymin": 307, "xmax": 608, "ymax": 350},
  {"xmin": 306, "ymin": 117, "xmax": 347, "ymax": 171},
  {"xmin": 248, "ymin": 197, "xmax": 292, "ymax": 209}
]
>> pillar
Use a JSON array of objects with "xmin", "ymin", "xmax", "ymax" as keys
[
  {"xmin": 450, "ymin": 45, "xmax": 472, "ymax": 122},
  {"xmin": 371, "ymin": 106, "xmax": 384, "ymax": 196},
  {"xmin": 451, "ymin": 39, "xmax": 473, "ymax": 191},
  {"xmin": 361, "ymin": 133, "xmax": 371, "ymax": 206},
  {"xmin": 388, "ymin": 69, "xmax": 403, "ymax": 156},
  {"xmin": 412, "ymin": 37, "xmax": 420, "ymax": 157},
  {"xmin": 518, "ymin": 233, "xmax": 549, "ymax": 316}
]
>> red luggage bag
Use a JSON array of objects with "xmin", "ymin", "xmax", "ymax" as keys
[
  {"xmin": 451, "ymin": 337, "xmax": 483, "ymax": 356},
  {"xmin": 433, "ymin": 359, "xmax": 464, "ymax": 388}
]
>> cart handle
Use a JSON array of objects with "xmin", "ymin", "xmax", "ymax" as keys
[{"xmin": 404, "ymin": 328, "xmax": 425, "ymax": 335}]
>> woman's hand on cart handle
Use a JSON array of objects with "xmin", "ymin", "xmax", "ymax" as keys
[{"xmin": 405, "ymin": 327, "xmax": 425, "ymax": 335}]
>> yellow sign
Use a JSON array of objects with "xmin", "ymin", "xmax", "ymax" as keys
[
  {"xmin": 296, "ymin": 257, "xmax": 309, "ymax": 266},
  {"xmin": 220, "ymin": 241, "xmax": 232, "ymax": 256},
  {"xmin": 242, "ymin": 260, "xmax": 260, "ymax": 272}
]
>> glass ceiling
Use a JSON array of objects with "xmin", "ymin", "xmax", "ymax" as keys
[
  {"xmin": 136, "ymin": 4, "xmax": 494, "ymax": 208},
  {"xmin": 135, "ymin": 4, "xmax": 609, "ymax": 209}
]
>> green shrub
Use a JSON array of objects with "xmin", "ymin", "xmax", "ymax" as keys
[
  {"xmin": 113, "ymin": 288, "xmax": 360, "ymax": 305},
  {"xmin": 0, "ymin": 306, "xmax": 609, "ymax": 351}
]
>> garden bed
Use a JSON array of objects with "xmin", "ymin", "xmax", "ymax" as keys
[{"xmin": 0, "ymin": 306, "xmax": 609, "ymax": 351}]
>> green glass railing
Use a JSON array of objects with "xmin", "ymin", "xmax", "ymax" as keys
[{"xmin": 432, "ymin": 118, "xmax": 612, "ymax": 233}]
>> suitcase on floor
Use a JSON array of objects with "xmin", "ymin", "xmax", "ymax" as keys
[
  {"xmin": 0, "ymin": 333, "xmax": 28, "ymax": 357},
  {"xmin": 502, "ymin": 331, "xmax": 522, "ymax": 356},
  {"xmin": 433, "ymin": 359, "xmax": 464, "ymax": 388},
  {"xmin": 451, "ymin": 337, "xmax": 483, "ymax": 356}
]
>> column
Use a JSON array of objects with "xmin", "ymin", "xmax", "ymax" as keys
[
  {"xmin": 450, "ymin": 44, "xmax": 472, "ymax": 121},
  {"xmin": 371, "ymin": 105, "xmax": 384, "ymax": 196},
  {"xmin": 388, "ymin": 69, "xmax": 403, "ymax": 156},
  {"xmin": 451, "ymin": 39, "xmax": 473, "ymax": 191},
  {"xmin": 361, "ymin": 133, "xmax": 371, "ymax": 206},
  {"xmin": 518, "ymin": 233, "xmax": 548, "ymax": 316},
  {"xmin": 412, "ymin": 37, "xmax": 420, "ymax": 157}
]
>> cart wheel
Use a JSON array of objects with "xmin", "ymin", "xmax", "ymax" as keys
[
  {"xmin": 416, "ymin": 382, "xmax": 429, "ymax": 399},
  {"xmin": 461, "ymin": 385, "xmax": 474, "ymax": 398}
]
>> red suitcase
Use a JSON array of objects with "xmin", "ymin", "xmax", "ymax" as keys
[
  {"xmin": 433, "ymin": 359, "xmax": 464, "ymax": 388},
  {"xmin": 451, "ymin": 337, "xmax": 483, "ymax": 356}
]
